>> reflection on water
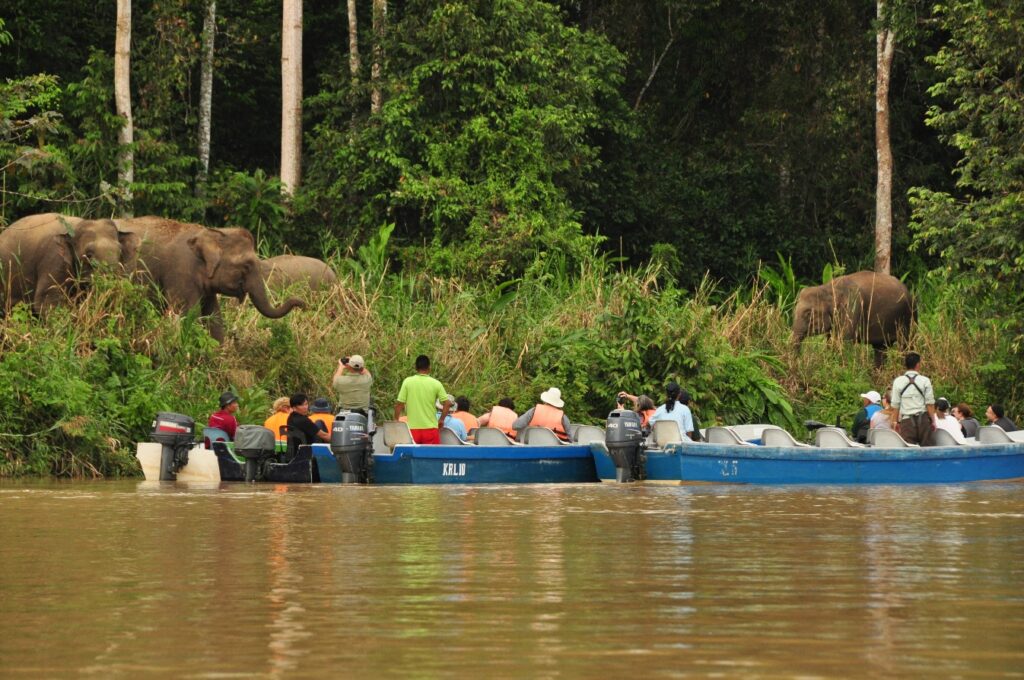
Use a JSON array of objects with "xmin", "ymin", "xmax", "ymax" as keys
[{"xmin": 1, "ymin": 481, "xmax": 1022, "ymax": 677}]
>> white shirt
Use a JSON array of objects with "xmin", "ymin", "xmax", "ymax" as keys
[
  {"xmin": 891, "ymin": 371, "xmax": 934, "ymax": 417},
  {"xmin": 934, "ymin": 413, "xmax": 966, "ymax": 444},
  {"xmin": 649, "ymin": 401, "xmax": 694, "ymax": 440}
]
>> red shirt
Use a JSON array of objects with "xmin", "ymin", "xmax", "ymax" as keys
[{"xmin": 208, "ymin": 410, "xmax": 238, "ymax": 440}]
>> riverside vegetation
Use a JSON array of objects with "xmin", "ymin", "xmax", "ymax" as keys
[{"xmin": 0, "ymin": 243, "xmax": 1016, "ymax": 478}]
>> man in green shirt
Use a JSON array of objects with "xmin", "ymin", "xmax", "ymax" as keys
[{"xmin": 395, "ymin": 355, "xmax": 450, "ymax": 444}]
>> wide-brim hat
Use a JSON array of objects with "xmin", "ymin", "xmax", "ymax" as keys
[
  {"xmin": 348, "ymin": 354, "xmax": 365, "ymax": 370},
  {"xmin": 860, "ymin": 390, "xmax": 881, "ymax": 404},
  {"xmin": 310, "ymin": 397, "xmax": 332, "ymax": 413},
  {"xmin": 540, "ymin": 387, "xmax": 564, "ymax": 409}
]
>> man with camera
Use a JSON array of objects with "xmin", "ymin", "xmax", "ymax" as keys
[{"xmin": 332, "ymin": 354, "xmax": 373, "ymax": 415}]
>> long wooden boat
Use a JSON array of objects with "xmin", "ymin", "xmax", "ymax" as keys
[{"xmin": 592, "ymin": 440, "xmax": 1024, "ymax": 485}]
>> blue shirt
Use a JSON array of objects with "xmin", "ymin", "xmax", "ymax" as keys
[
  {"xmin": 439, "ymin": 412, "xmax": 468, "ymax": 440},
  {"xmin": 649, "ymin": 401, "xmax": 695, "ymax": 441}
]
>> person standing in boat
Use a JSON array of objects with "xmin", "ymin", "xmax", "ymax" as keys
[
  {"xmin": 648, "ymin": 381, "xmax": 695, "ymax": 441},
  {"xmin": 890, "ymin": 352, "xmax": 935, "ymax": 446},
  {"xmin": 852, "ymin": 390, "xmax": 882, "ymax": 443},
  {"xmin": 332, "ymin": 354, "xmax": 372, "ymax": 415},
  {"xmin": 395, "ymin": 354, "xmax": 451, "ymax": 445},
  {"xmin": 477, "ymin": 398, "xmax": 518, "ymax": 437},
  {"xmin": 208, "ymin": 391, "xmax": 240, "ymax": 440},
  {"xmin": 513, "ymin": 388, "xmax": 571, "ymax": 441}
]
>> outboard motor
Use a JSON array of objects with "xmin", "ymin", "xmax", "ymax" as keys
[
  {"xmin": 331, "ymin": 412, "xmax": 372, "ymax": 483},
  {"xmin": 150, "ymin": 412, "xmax": 196, "ymax": 481},
  {"xmin": 235, "ymin": 425, "xmax": 277, "ymax": 482},
  {"xmin": 605, "ymin": 409, "xmax": 646, "ymax": 482}
]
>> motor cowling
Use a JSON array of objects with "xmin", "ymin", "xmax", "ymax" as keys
[
  {"xmin": 331, "ymin": 412, "xmax": 372, "ymax": 483},
  {"xmin": 235, "ymin": 425, "xmax": 277, "ymax": 482},
  {"xmin": 605, "ymin": 409, "xmax": 646, "ymax": 482},
  {"xmin": 150, "ymin": 412, "xmax": 195, "ymax": 480}
]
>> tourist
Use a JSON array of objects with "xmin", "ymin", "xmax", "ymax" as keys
[
  {"xmin": 852, "ymin": 390, "xmax": 882, "ymax": 443},
  {"xmin": 440, "ymin": 396, "xmax": 468, "ymax": 440},
  {"xmin": 933, "ymin": 398, "xmax": 966, "ymax": 444},
  {"xmin": 478, "ymin": 398, "xmax": 518, "ymax": 437},
  {"xmin": 513, "ymin": 388, "xmax": 571, "ymax": 441},
  {"xmin": 869, "ymin": 392, "xmax": 898, "ymax": 432},
  {"xmin": 309, "ymin": 397, "xmax": 334, "ymax": 432},
  {"xmin": 985, "ymin": 404, "xmax": 1018, "ymax": 432},
  {"xmin": 450, "ymin": 396, "xmax": 479, "ymax": 435},
  {"xmin": 332, "ymin": 354, "xmax": 372, "ymax": 414},
  {"xmin": 677, "ymin": 389, "xmax": 703, "ymax": 441},
  {"xmin": 648, "ymin": 381, "xmax": 695, "ymax": 441},
  {"xmin": 263, "ymin": 397, "xmax": 292, "ymax": 449},
  {"xmin": 286, "ymin": 393, "xmax": 331, "ymax": 445},
  {"xmin": 890, "ymin": 352, "xmax": 935, "ymax": 446},
  {"xmin": 395, "ymin": 355, "xmax": 450, "ymax": 445},
  {"xmin": 952, "ymin": 403, "xmax": 980, "ymax": 439},
  {"xmin": 208, "ymin": 391, "xmax": 240, "ymax": 440},
  {"xmin": 617, "ymin": 391, "xmax": 658, "ymax": 429}
]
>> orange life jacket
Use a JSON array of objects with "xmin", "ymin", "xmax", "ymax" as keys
[
  {"xmin": 263, "ymin": 411, "xmax": 290, "ymax": 443},
  {"xmin": 639, "ymin": 408, "xmax": 656, "ymax": 428},
  {"xmin": 487, "ymin": 406, "xmax": 518, "ymax": 437},
  {"xmin": 530, "ymin": 403, "xmax": 568, "ymax": 439},
  {"xmin": 310, "ymin": 412, "xmax": 334, "ymax": 433},
  {"xmin": 452, "ymin": 410, "xmax": 479, "ymax": 435}
]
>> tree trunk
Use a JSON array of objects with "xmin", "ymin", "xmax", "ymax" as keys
[
  {"xmin": 370, "ymin": 0, "xmax": 386, "ymax": 114},
  {"xmin": 281, "ymin": 0, "xmax": 303, "ymax": 194},
  {"xmin": 874, "ymin": 0, "xmax": 896, "ymax": 275},
  {"xmin": 114, "ymin": 0, "xmax": 134, "ymax": 216},
  {"xmin": 347, "ymin": 0, "xmax": 360, "ymax": 80},
  {"xmin": 196, "ymin": 0, "xmax": 216, "ymax": 200}
]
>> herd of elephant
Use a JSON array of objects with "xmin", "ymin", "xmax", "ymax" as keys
[
  {"xmin": 0, "ymin": 213, "xmax": 338, "ymax": 341},
  {"xmin": 1, "ymin": 213, "xmax": 914, "ymax": 352}
]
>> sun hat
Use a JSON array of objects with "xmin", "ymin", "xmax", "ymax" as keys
[
  {"xmin": 310, "ymin": 397, "xmax": 332, "ymax": 413},
  {"xmin": 540, "ymin": 387, "xmax": 564, "ymax": 409},
  {"xmin": 860, "ymin": 390, "xmax": 881, "ymax": 404},
  {"xmin": 348, "ymin": 354, "xmax": 365, "ymax": 370},
  {"xmin": 219, "ymin": 391, "xmax": 239, "ymax": 409}
]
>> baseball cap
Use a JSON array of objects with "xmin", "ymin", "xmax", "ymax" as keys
[
  {"xmin": 860, "ymin": 390, "xmax": 881, "ymax": 404},
  {"xmin": 348, "ymin": 354, "xmax": 365, "ymax": 370},
  {"xmin": 219, "ymin": 391, "xmax": 239, "ymax": 409}
]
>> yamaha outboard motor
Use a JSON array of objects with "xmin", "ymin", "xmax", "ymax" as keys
[
  {"xmin": 150, "ymin": 412, "xmax": 196, "ymax": 481},
  {"xmin": 331, "ymin": 412, "xmax": 372, "ymax": 483},
  {"xmin": 605, "ymin": 409, "xmax": 645, "ymax": 482},
  {"xmin": 235, "ymin": 425, "xmax": 277, "ymax": 482}
]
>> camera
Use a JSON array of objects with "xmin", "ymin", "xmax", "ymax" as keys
[{"xmin": 341, "ymin": 356, "xmax": 349, "ymax": 365}]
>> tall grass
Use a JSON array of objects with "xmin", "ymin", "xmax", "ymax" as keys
[{"xmin": 0, "ymin": 257, "xmax": 1016, "ymax": 477}]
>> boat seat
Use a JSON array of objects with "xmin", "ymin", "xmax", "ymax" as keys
[
  {"xmin": 203, "ymin": 426, "xmax": 230, "ymax": 449},
  {"xmin": 475, "ymin": 427, "xmax": 520, "ymax": 446},
  {"xmin": 815, "ymin": 427, "xmax": 867, "ymax": 448},
  {"xmin": 730, "ymin": 424, "xmax": 783, "ymax": 443},
  {"xmin": 761, "ymin": 428, "xmax": 811, "ymax": 448},
  {"xmin": 574, "ymin": 425, "xmax": 606, "ymax": 445},
  {"xmin": 652, "ymin": 420, "xmax": 683, "ymax": 447},
  {"xmin": 382, "ymin": 421, "xmax": 415, "ymax": 450},
  {"xmin": 440, "ymin": 426, "xmax": 469, "ymax": 446},
  {"xmin": 285, "ymin": 429, "xmax": 309, "ymax": 461},
  {"xmin": 705, "ymin": 426, "xmax": 756, "ymax": 446},
  {"xmin": 1009, "ymin": 430, "xmax": 1024, "ymax": 443},
  {"xmin": 977, "ymin": 425, "xmax": 1013, "ymax": 444},
  {"xmin": 868, "ymin": 429, "xmax": 917, "ymax": 448},
  {"xmin": 568, "ymin": 423, "xmax": 581, "ymax": 441},
  {"xmin": 522, "ymin": 426, "xmax": 565, "ymax": 446},
  {"xmin": 930, "ymin": 429, "xmax": 962, "ymax": 447}
]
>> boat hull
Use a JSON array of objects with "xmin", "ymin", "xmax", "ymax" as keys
[
  {"xmin": 372, "ymin": 444, "xmax": 600, "ymax": 485},
  {"xmin": 593, "ymin": 442, "xmax": 1024, "ymax": 485}
]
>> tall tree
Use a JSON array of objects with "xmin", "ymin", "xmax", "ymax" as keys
[
  {"xmin": 196, "ymin": 0, "xmax": 216, "ymax": 200},
  {"xmin": 370, "ymin": 0, "xmax": 386, "ymax": 114},
  {"xmin": 281, "ymin": 0, "xmax": 303, "ymax": 193},
  {"xmin": 347, "ymin": 0, "xmax": 360, "ymax": 81},
  {"xmin": 114, "ymin": 0, "xmax": 134, "ymax": 215},
  {"xmin": 874, "ymin": 0, "xmax": 895, "ymax": 275}
]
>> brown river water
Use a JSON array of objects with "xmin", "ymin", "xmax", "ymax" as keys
[{"xmin": 1, "ymin": 480, "xmax": 1022, "ymax": 678}]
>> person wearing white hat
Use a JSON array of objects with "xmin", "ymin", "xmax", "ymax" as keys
[
  {"xmin": 512, "ymin": 387, "xmax": 571, "ymax": 441},
  {"xmin": 333, "ymin": 353, "xmax": 373, "ymax": 414},
  {"xmin": 852, "ymin": 389, "xmax": 882, "ymax": 443}
]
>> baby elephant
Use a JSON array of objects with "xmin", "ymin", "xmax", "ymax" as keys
[
  {"xmin": 0, "ymin": 213, "xmax": 140, "ymax": 314},
  {"xmin": 260, "ymin": 255, "xmax": 338, "ymax": 293}
]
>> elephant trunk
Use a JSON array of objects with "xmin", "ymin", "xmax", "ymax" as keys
[{"xmin": 246, "ymin": 268, "xmax": 303, "ymax": 319}]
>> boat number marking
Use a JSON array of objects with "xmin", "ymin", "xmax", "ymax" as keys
[
  {"xmin": 442, "ymin": 462, "xmax": 466, "ymax": 477},
  {"xmin": 719, "ymin": 459, "xmax": 739, "ymax": 477}
]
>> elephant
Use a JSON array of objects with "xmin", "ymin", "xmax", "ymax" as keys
[
  {"xmin": 0, "ymin": 213, "xmax": 140, "ymax": 314},
  {"xmin": 792, "ymin": 271, "xmax": 913, "ymax": 364},
  {"xmin": 115, "ymin": 217, "xmax": 303, "ymax": 341},
  {"xmin": 260, "ymin": 255, "xmax": 338, "ymax": 292}
]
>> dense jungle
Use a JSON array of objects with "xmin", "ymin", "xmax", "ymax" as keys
[{"xmin": 1, "ymin": 0, "xmax": 1021, "ymax": 476}]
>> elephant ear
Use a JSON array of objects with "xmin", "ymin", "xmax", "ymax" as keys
[
  {"xmin": 188, "ymin": 230, "xmax": 223, "ymax": 280},
  {"xmin": 117, "ymin": 230, "xmax": 141, "ymax": 272},
  {"xmin": 52, "ymin": 233, "xmax": 75, "ymax": 273}
]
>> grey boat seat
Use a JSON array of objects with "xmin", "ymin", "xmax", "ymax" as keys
[
  {"xmin": 977, "ymin": 425, "xmax": 1013, "ymax": 444},
  {"xmin": 475, "ymin": 426, "xmax": 520, "ymax": 446},
  {"xmin": 868, "ymin": 428, "xmax": 917, "ymax": 448},
  {"xmin": 815, "ymin": 427, "xmax": 867, "ymax": 448},
  {"xmin": 705, "ymin": 426, "xmax": 756, "ymax": 446},
  {"xmin": 382, "ymin": 421, "xmax": 415, "ymax": 451},
  {"xmin": 521, "ymin": 426, "xmax": 565, "ymax": 446},
  {"xmin": 730, "ymin": 424, "xmax": 783, "ymax": 443},
  {"xmin": 440, "ymin": 427, "xmax": 470, "ymax": 446},
  {"xmin": 761, "ymin": 428, "xmax": 811, "ymax": 448},
  {"xmin": 574, "ymin": 425, "xmax": 606, "ymax": 445},
  {"xmin": 929, "ymin": 428, "xmax": 963, "ymax": 447},
  {"xmin": 652, "ymin": 420, "xmax": 683, "ymax": 447},
  {"xmin": 568, "ymin": 423, "xmax": 581, "ymax": 441}
]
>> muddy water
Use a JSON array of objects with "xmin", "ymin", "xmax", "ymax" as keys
[{"xmin": 1, "ymin": 481, "xmax": 1022, "ymax": 677}]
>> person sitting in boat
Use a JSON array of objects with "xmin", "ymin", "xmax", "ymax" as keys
[
  {"xmin": 933, "ymin": 398, "xmax": 966, "ymax": 444},
  {"xmin": 616, "ymin": 392, "xmax": 658, "ymax": 430},
  {"xmin": 309, "ymin": 397, "xmax": 334, "ymax": 432},
  {"xmin": 952, "ymin": 402, "xmax": 980, "ymax": 438},
  {"xmin": 852, "ymin": 390, "xmax": 882, "ymax": 443},
  {"xmin": 513, "ymin": 388, "xmax": 571, "ymax": 441},
  {"xmin": 677, "ymin": 389, "xmax": 703, "ymax": 441},
  {"xmin": 208, "ymin": 391, "xmax": 240, "ymax": 441},
  {"xmin": 648, "ymin": 381, "xmax": 695, "ymax": 441},
  {"xmin": 985, "ymin": 404, "xmax": 1018, "ymax": 432},
  {"xmin": 287, "ymin": 393, "xmax": 331, "ymax": 446},
  {"xmin": 478, "ymin": 398, "xmax": 518, "ymax": 437},
  {"xmin": 333, "ymin": 354, "xmax": 372, "ymax": 415},
  {"xmin": 438, "ymin": 395, "xmax": 468, "ymax": 440},
  {"xmin": 869, "ymin": 391, "xmax": 898, "ymax": 432},
  {"xmin": 263, "ymin": 397, "xmax": 292, "ymax": 449},
  {"xmin": 451, "ymin": 396, "xmax": 479, "ymax": 436}
]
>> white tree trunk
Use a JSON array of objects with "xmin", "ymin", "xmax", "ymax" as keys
[
  {"xmin": 371, "ymin": 0, "xmax": 386, "ymax": 114},
  {"xmin": 874, "ymin": 0, "xmax": 896, "ymax": 276},
  {"xmin": 196, "ymin": 0, "xmax": 216, "ymax": 199},
  {"xmin": 114, "ymin": 0, "xmax": 134, "ymax": 215},
  {"xmin": 281, "ymin": 0, "xmax": 303, "ymax": 195},
  {"xmin": 347, "ymin": 0, "xmax": 360, "ymax": 80}
]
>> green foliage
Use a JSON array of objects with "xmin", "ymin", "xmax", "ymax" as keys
[{"xmin": 207, "ymin": 168, "xmax": 288, "ymax": 250}]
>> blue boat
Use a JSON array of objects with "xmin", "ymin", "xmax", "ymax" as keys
[{"xmin": 371, "ymin": 443, "xmax": 600, "ymax": 484}]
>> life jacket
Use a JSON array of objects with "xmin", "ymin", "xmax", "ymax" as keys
[
  {"xmin": 452, "ymin": 410, "xmax": 479, "ymax": 434},
  {"xmin": 639, "ymin": 408, "xmax": 656, "ymax": 429},
  {"xmin": 487, "ymin": 406, "xmax": 517, "ymax": 436},
  {"xmin": 309, "ymin": 412, "xmax": 334, "ymax": 433},
  {"xmin": 530, "ymin": 403, "xmax": 568, "ymax": 439},
  {"xmin": 263, "ymin": 411, "xmax": 290, "ymax": 444}
]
